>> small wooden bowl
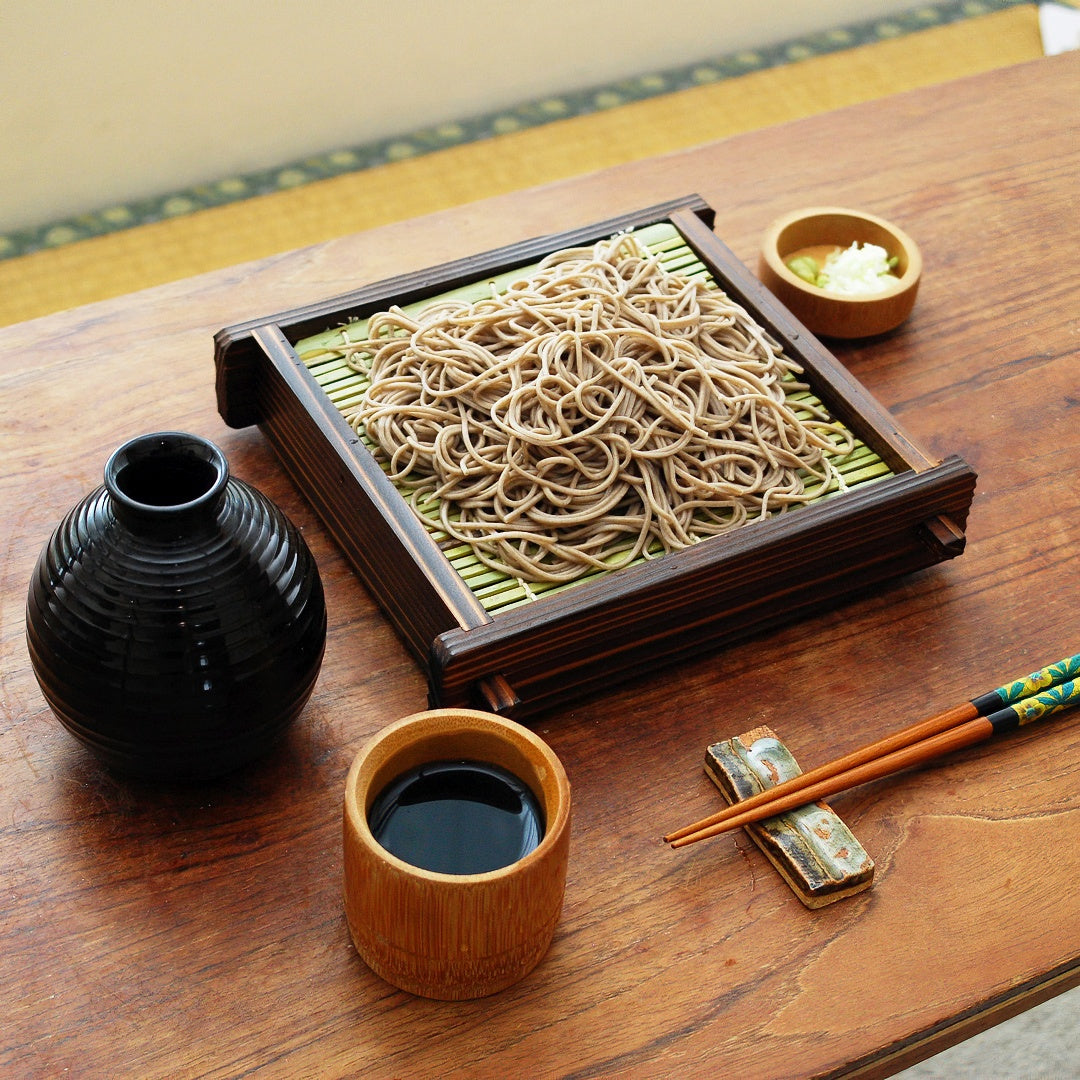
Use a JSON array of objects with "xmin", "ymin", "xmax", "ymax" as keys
[
  {"xmin": 343, "ymin": 708, "xmax": 572, "ymax": 999},
  {"xmin": 758, "ymin": 207, "xmax": 922, "ymax": 339}
]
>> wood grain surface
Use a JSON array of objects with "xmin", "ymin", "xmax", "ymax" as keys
[{"xmin": 1, "ymin": 53, "xmax": 1077, "ymax": 1079}]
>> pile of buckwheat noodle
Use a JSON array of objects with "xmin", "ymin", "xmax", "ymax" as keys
[{"xmin": 344, "ymin": 233, "xmax": 853, "ymax": 584}]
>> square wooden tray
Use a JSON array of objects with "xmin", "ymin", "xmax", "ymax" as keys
[{"xmin": 214, "ymin": 196, "xmax": 977, "ymax": 717}]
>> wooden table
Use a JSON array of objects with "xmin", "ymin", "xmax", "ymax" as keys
[{"xmin": 2, "ymin": 53, "xmax": 1077, "ymax": 1079}]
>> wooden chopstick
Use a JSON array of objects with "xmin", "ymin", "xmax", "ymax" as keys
[{"xmin": 664, "ymin": 653, "xmax": 1080, "ymax": 848}]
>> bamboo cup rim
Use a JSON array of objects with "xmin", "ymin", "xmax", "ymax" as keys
[{"xmin": 344, "ymin": 708, "xmax": 570, "ymax": 881}]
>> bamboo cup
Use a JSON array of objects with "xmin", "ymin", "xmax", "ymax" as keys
[{"xmin": 343, "ymin": 708, "xmax": 572, "ymax": 999}]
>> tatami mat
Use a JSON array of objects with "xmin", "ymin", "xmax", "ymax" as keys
[{"xmin": 0, "ymin": 2, "xmax": 1045, "ymax": 329}]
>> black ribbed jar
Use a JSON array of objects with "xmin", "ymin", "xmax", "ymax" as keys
[{"xmin": 25, "ymin": 432, "xmax": 327, "ymax": 780}]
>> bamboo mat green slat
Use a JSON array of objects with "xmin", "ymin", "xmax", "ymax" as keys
[{"xmin": 294, "ymin": 222, "xmax": 893, "ymax": 613}]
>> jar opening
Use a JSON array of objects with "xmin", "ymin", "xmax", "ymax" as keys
[
  {"xmin": 115, "ymin": 456, "xmax": 220, "ymax": 506},
  {"xmin": 105, "ymin": 432, "xmax": 228, "ymax": 517}
]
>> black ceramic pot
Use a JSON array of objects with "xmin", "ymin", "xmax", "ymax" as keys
[{"xmin": 25, "ymin": 431, "xmax": 327, "ymax": 780}]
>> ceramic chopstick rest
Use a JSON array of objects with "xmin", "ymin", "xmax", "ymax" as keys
[{"xmin": 704, "ymin": 726, "xmax": 874, "ymax": 908}]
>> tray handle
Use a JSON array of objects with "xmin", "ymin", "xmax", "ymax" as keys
[
  {"xmin": 918, "ymin": 514, "xmax": 967, "ymax": 558},
  {"xmin": 473, "ymin": 675, "xmax": 522, "ymax": 715}
]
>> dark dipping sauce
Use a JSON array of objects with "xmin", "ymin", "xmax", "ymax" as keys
[{"xmin": 368, "ymin": 759, "xmax": 545, "ymax": 875}]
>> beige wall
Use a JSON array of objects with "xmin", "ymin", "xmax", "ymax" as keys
[{"xmin": 2, "ymin": 0, "xmax": 921, "ymax": 233}]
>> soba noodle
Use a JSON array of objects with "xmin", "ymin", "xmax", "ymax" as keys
[{"xmin": 342, "ymin": 233, "xmax": 853, "ymax": 583}]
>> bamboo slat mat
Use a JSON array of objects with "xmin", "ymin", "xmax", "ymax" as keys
[
  {"xmin": 0, "ymin": 3, "xmax": 1047, "ymax": 329},
  {"xmin": 293, "ymin": 221, "xmax": 892, "ymax": 613}
]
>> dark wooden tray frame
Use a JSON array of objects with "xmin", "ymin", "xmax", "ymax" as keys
[{"xmin": 214, "ymin": 196, "xmax": 977, "ymax": 718}]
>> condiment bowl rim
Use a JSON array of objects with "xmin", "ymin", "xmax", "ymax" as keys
[{"xmin": 761, "ymin": 205, "xmax": 922, "ymax": 304}]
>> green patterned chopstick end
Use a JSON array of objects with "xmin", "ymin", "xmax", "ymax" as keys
[
  {"xmin": 979, "ymin": 652, "xmax": 1080, "ymax": 713},
  {"xmin": 988, "ymin": 678, "xmax": 1080, "ymax": 734}
]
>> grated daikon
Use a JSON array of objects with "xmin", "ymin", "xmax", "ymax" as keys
[{"xmin": 818, "ymin": 242, "xmax": 897, "ymax": 297}]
